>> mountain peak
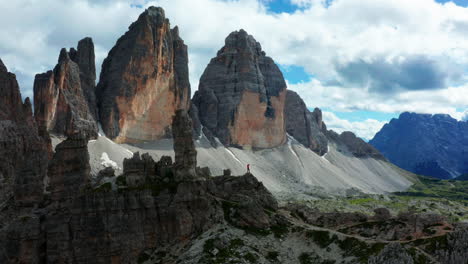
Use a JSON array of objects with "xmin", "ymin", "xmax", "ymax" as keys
[
  {"xmin": 370, "ymin": 112, "xmax": 468, "ymax": 179},
  {"xmin": 222, "ymin": 29, "xmax": 263, "ymax": 56}
]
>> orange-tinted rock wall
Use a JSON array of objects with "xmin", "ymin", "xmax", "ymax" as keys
[
  {"xmin": 97, "ymin": 7, "xmax": 190, "ymax": 143},
  {"xmin": 229, "ymin": 90, "xmax": 286, "ymax": 148}
]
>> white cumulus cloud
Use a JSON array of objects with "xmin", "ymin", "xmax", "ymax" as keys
[
  {"xmin": 322, "ymin": 111, "xmax": 387, "ymax": 141},
  {"xmin": 0, "ymin": 0, "xmax": 467, "ymax": 139}
]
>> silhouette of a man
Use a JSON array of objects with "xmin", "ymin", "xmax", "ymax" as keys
[{"xmin": 247, "ymin": 164, "xmax": 250, "ymax": 173}]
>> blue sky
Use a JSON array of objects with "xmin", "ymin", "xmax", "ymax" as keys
[
  {"xmin": 265, "ymin": 0, "xmax": 468, "ymax": 138},
  {"xmin": 1, "ymin": 0, "xmax": 467, "ymax": 140},
  {"xmin": 267, "ymin": 0, "xmax": 468, "ymax": 14}
]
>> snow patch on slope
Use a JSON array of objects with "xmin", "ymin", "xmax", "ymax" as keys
[{"xmin": 100, "ymin": 152, "xmax": 120, "ymax": 170}]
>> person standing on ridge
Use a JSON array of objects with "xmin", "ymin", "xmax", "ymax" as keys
[{"xmin": 247, "ymin": 164, "xmax": 250, "ymax": 173}]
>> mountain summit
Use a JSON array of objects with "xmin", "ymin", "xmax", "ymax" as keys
[
  {"xmin": 370, "ymin": 112, "xmax": 468, "ymax": 179},
  {"xmin": 96, "ymin": 6, "xmax": 190, "ymax": 143},
  {"xmin": 192, "ymin": 29, "xmax": 287, "ymax": 149}
]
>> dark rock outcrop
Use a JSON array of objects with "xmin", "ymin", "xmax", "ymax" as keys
[
  {"xmin": 96, "ymin": 6, "xmax": 190, "ymax": 143},
  {"xmin": 46, "ymin": 132, "xmax": 90, "ymax": 201},
  {"xmin": 173, "ymin": 110, "xmax": 198, "ymax": 180},
  {"xmin": 0, "ymin": 58, "xmax": 49, "ymax": 206},
  {"xmin": 33, "ymin": 41, "xmax": 98, "ymax": 139},
  {"xmin": 193, "ymin": 29, "xmax": 287, "ymax": 149},
  {"xmin": 69, "ymin": 37, "xmax": 98, "ymax": 119},
  {"xmin": 285, "ymin": 90, "xmax": 328, "ymax": 155},
  {"xmin": 123, "ymin": 152, "xmax": 158, "ymax": 187},
  {"xmin": 337, "ymin": 131, "xmax": 385, "ymax": 160},
  {"xmin": 370, "ymin": 112, "xmax": 468, "ymax": 179},
  {"xmin": 368, "ymin": 243, "xmax": 414, "ymax": 264}
]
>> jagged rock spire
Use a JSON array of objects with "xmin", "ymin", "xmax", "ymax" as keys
[
  {"xmin": 33, "ymin": 38, "xmax": 98, "ymax": 139},
  {"xmin": 172, "ymin": 109, "xmax": 198, "ymax": 180}
]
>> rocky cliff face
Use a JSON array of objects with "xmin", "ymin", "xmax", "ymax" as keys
[
  {"xmin": 47, "ymin": 133, "xmax": 90, "ymax": 201},
  {"xmin": 285, "ymin": 90, "xmax": 328, "ymax": 155},
  {"xmin": 370, "ymin": 112, "xmax": 468, "ymax": 178},
  {"xmin": 69, "ymin": 37, "xmax": 98, "ymax": 119},
  {"xmin": 193, "ymin": 29, "xmax": 287, "ymax": 149},
  {"xmin": 173, "ymin": 110, "xmax": 199, "ymax": 180},
  {"xmin": 0, "ymin": 58, "xmax": 49, "ymax": 206},
  {"xmin": 33, "ymin": 42, "xmax": 98, "ymax": 139},
  {"xmin": 96, "ymin": 7, "xmax": 190, "ymax": 143}
]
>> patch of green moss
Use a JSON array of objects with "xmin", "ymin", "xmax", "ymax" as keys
[
  {"xmin": 306, "ymin": 230, "xmax": 336, "ymax": 248},
  {"xmin": 348, "ymin": 198, "xmax": 375, "ymax": 205},
  {"xmin": 137, "ymin": 251, "xmax": 150, "ymax": 263},
  {"xmin": 116, "ymin": 175, "xmax": 126, "ymax": 186},
  {"xmin": 242, "ymin": 226, "xmax": 271, "ymax": 237},
  {"xmin": 271, "ymin": 224, "xmax": 289, "ymax": 238},
  {"xmin": 337, "ymin": 237, "xmax": 386, "ymax": 263},
  {"xmin": 244, "ymin": 252, "xmax": 258, "ymax": 263},
  {"xmin": 94, "ymin": 182, "xmax": 112, "ymax": 193},
  {"xmin": 203, "ymin": 238, "xmax": 216, "ymax": 253},
  {"xmin": 395, "ymin": 176, "xmax": 468, "ymax": 201},
  {"xmin": 266, "ymin": 251, "xmax": 279, "ymax": 261},
  {"xmin": 19, "ymin": 215, "xmax": 31, "ymax": 222},
  {"xmin": 298, "ymin": 252, "xmax": 335, "ymax": 264}
]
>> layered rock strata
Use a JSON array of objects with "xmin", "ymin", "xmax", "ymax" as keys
[
  {"xmin": 33, "ymin": 42, "xmax": 98, "ymax": 138},
  {"xmin": 193, "ymin": 29, "xmax": 287, "ymax": 149},
  {"xmin": 96, "ymin": 6, "xmax": 190, "ymax": 143}
]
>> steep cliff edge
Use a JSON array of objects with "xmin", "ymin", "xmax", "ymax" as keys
[
  {"xmin": 96, "ymin": 6, "xmax": 190, "ymax": 143},
  {"xmin": 0, "ymin": 58, "xmax": 49, "ymax": 206},
  {"xmin": 33, "ymin": 41, "xmax": 98, "ymax": 139},
  {"xmin": 284, "ymin": 90, "xmax": 328, "ymax": 155},
  {"xmin": 193, "ymin": 29, "xmax": 287, "ymax": 149}
]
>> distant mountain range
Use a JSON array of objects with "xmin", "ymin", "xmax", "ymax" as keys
[{"xmin": 370, "ymin": 112, "xmax": 468, "ymax": 179}]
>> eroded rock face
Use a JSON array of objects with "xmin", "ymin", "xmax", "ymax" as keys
[
  {"xmin": 173, "ymin": 110, "xmax": 198, "ymax": 180},
  {"xmin": 69, "ymin": 37, "xmax": 98, "ymax": 119},
  {"xmin": 193, "ymin": 29, "xmax": 287, "ymax": 149},
  {"xmin": 47, "ymin": 133, "xmax": 90, "ymax": 201},
  {"xmin": 33, "ymin": 43, "xmax": 98, "ymax": 139},
  {"xmin": 338, "ymin": 131, "xmax": 385, "ymax": 160},
  {"xmin": 0, "ymin": 58, "xmax": 49, "ymax": 206},
  {"xmin": 96, "ymin": 6, "xmax": 190, "ymax": 143},
  {"xmin": 285, "ymin": 90, "xmax": 328, "ymax": 155}
]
